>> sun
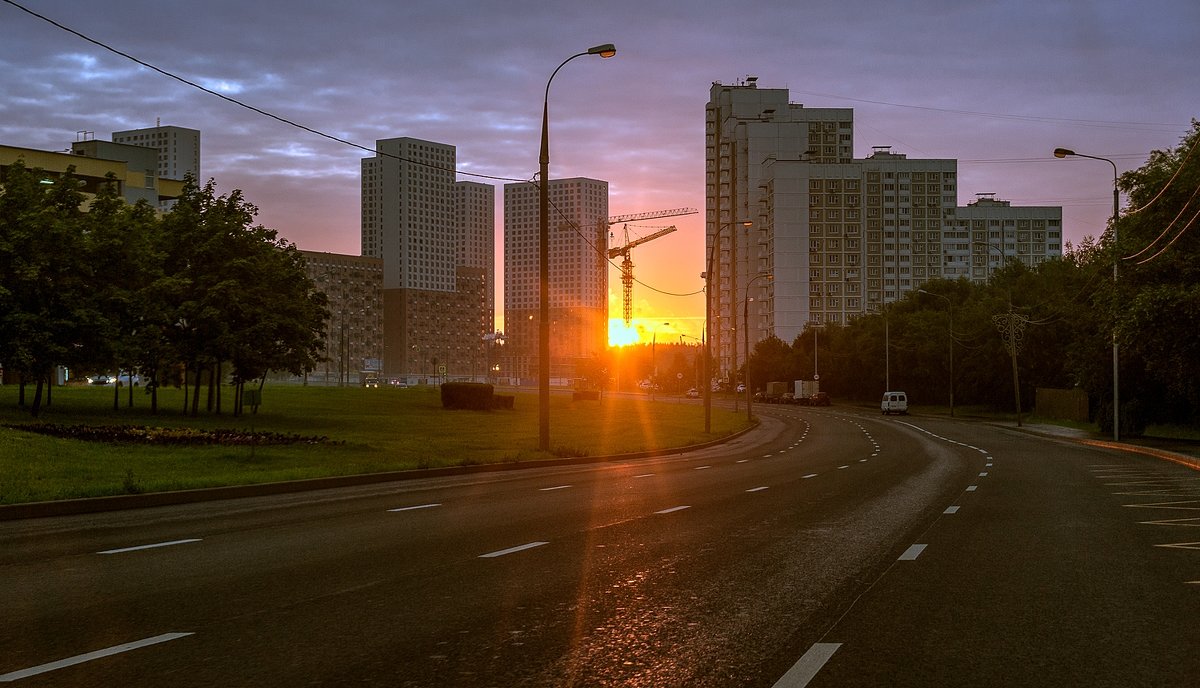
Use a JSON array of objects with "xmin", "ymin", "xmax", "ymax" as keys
[{"xmin": 608, "ymin": 320, "xmax": 641, "ymax": 347}]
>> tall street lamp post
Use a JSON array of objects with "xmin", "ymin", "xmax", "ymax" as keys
[
  {"xmin": 918, "ymin": 289, "xmax": 954, "ymax": 417},
  {"xmin": 538, "ymin": 43, "xmax": 616, "ymax": 452},
  {"xmin": 1054, "ymin": 147, "xmax": 1120, "ymax": 441},
  {"xmin": 704, "ymin": 219, "xmax": 752, "ymax": 433},
  {"xmin": 743, "ymin": 272, "xmax": 772, "ymax": 422}
]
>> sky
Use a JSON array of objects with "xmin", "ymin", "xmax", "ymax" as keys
[{"xmin": 2, "ymin": 0, "xmax": 1196, "ymax": 344}]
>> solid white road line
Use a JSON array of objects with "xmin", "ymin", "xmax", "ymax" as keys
[
  {"xmin": 0, "ymin": 632, "xmax": 193, "ymax": 682},
  {"xmin": 97, "ymin": 539, "xmax": 202, "ymax": 555},
  {"xmin": 656, "ymin": 506, "xmax": 691, "ymax": 514},
  {"xmin": 772, "ymin": 642, "xmax": 842, "ymax": 688},
  {"xmin": 479, "ymin": 542, "xmax": 549, "ymax": 558},
  {"xmin": 387, "ymin": 503, "xmax": 441, "ymax": 512},
  {"xmin": 899, "ymin": 544, "xmax": 928, "ymax": 561}
]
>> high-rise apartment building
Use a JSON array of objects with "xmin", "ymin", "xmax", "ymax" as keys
[
  {"xmin": 111, "ymin": 125, "xmax": 200, "ymax": 182},
  {"xmin": 708, "ymin": 79, "xmax": 1062, "ymax": 384},
  {"xmin": 456, "ymin": 180, "xmax": 496, "ymax": 335},
  {"xmin": 361, "ymin": 137, "xmax": 494, "ymax": 379},
  {"xmin": 503, "ymin": 178, "xmax": 609, "ymax": 384},
  {"xmin": 299, "ymin": 251, "xmax": 384, "ymax": 384}
]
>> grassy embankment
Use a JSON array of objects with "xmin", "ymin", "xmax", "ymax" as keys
[{"xmin": 0, "ymin": 384, "xmax": 749, "ymax": 504}]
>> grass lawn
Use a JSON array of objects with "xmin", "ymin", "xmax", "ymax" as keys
[{"xmin": 0, "ymin": 383, "xmax": 749, "ymax": 505}]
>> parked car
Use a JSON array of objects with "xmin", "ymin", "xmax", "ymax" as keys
[
  {"xmin": 685, "ymin": 388, "xmax": 700, "ymax": 399},
  {"xmin": 881, "ymin": 391, "xmax": 908, "ymax": 415},
  {"xmin": 736, "ymin": 383, "xmax": 746, "ymax": 394},
  {"xmin": 810, "ymin": 391, "xmax": 831, "ymax": 406}
]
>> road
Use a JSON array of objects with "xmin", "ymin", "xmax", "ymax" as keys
[{"xmin": 1, "ymin": 408, "xmax": 1196, "ymax": 686}]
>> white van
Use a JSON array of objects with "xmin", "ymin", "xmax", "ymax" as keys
[{"xmin": 881, "ymin": 391, "xmax": 908, "ymax": 415}]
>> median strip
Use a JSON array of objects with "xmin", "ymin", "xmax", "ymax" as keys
[{"xmin": 0, "ymin": 632, "xmax": 193, "ymax": 682}]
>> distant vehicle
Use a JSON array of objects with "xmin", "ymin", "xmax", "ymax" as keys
[
  {"xmin": 881, "ymin": 391, "xmax": 908, "ymax": 415},
  {"xmin": 810, "ymin": 391, "xmax": 831, "ymax": 406},
  {"xmin": 686, "ymin": 387, "xmax": 700, "ymax": 399},
  {"xmin": 89, "ymin": 374, "xmax": 112, "ymax": 385},
  {"xmin": 736, "ymin": 383, "xmax": 746, "ymax": 394},
  {"xmin": 363, "ymin": 375, "xmax": 380, "ymax": 388},
  {"xmin": 780, "ymin": 392, "xmax": 795, "ymax": 404}
]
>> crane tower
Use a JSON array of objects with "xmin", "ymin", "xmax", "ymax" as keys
[{"xmin": 603, "ymin": 207, "xmax": 698, "ymax": 327}]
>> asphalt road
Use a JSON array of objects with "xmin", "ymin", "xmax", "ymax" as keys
[{"xmin": 1, "ymin": 408, "xmax": 1196, "ymax": 686}]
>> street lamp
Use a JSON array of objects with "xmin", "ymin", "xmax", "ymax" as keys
[
  {"xmin": 651, "ymin": 321, "xmax": 670, "ymax": 399},
  {"xmin": 538, "ymin": 43, "xmax": 616, "ymax": 452},
  {"xmin": 918, "ymin": 289, "xmax": 954, "ymax": 417},
  {"xmin": 743, "ymin": 272, "xmax": 772, "ymax": 422},
  {"xmin": 1053, "ymin": 147, "xmax": 1120, "ymax": 441},
  {"xmin": 704, "ymin": 219, "xmax": 753, "ymax": 433}
]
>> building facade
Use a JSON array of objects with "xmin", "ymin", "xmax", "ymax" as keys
[
  {"xmin": 503, "ymin": 177, "xmax": 609, "ymax": 385},
  {"xmin": 1, "ymin": 143, "xmax": 184, "ymax": 208},
  {"xmin": 299, "ymin": 251, "xmax": 384, "ymax": 385},
  {"xmin": 361, "ymin": 137, "xmax": 494, "ymax": 379},
  {"xmin": 707, "ymin": 79, "xmax": 1062, "ymax": 384},
  {"xmin": 111, "ymin": 125, "xmax": 200, "ymax": 183}
]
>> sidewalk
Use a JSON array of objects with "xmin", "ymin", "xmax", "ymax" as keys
[{"xmin": 1007, "ymin": 422, "xmax": 1200, "ymax": 471}]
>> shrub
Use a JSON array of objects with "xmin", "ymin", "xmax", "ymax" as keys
[{"xmin": 440, "ymin": 382, "xmax": 495, "ymax": 410}]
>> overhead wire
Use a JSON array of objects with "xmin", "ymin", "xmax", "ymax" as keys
[{"xmin": 0, "ymin": 0, "xmax": 526, "ymax": 184}]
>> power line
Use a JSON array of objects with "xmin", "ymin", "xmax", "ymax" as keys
[{"xmin": 0, "ymin": 0, "xmax": 527, "ymax": 184}]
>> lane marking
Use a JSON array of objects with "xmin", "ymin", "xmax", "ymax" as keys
[
  {"xmin": 803, "ymin": 474, "xmax": 819, "ymax": 479},
  {"xmin": 694, "ymin": 465, "xmax": 712, "ymax": 471},
  {"xmin": 539, "ymin": 485, "xmax": 571, "ymax": 491},
  {"xmin": 0, "ymin": 632, "xmax": 193, "ymax": 682},
  {"xmin": 656, "ymin": 506, "xmax": 691, "ymax": 514},
  {"xmin": 838, "ymin": 465, "xmax": 849, "ymax": 470},
  {"xmin": 944, "ymin": 506, "xmax": 961, "ymax": 514},
  {"xmin": 387, "ymin": 503, "xmax": 441, "ymax": 512},
  {"xmin": 772, "ymin": 642, "xmax": 841, "ymax": 688},
  {"xmin": 479, "ymin": 541, "xmax": 549, "ymax": 558},
  {"xmin": 634, "ymin": 473, "xmax": 655, "ymax": 478},
  {"xmin": 966, "ymin": 485, "xmax": 978, "ymax": 491},
  {"xmin": 746, "ymin": 486, "xmax": 770, "ymax": 493},
  {"xmin": 737, "ymin": 459, "xmax": 750, "ymax": 463},
  {"xmin": 899, "ymin": 544, "xmax": 928, "ymax": 561},
  {"xmin": 97, "ymin": 539, "xmax": 201, "ymax": 555},
  {"xmin": 979, "ymin": 472, "xmax": 989, "ymax": 477}
]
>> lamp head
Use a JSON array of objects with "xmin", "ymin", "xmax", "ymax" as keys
[
  {"xmin": 589, "ymin": 43, "xmax": 617, "ymax": 58},
  {"xmin": 1053, "ymin": 148, "xmax": 1075, "ymax": 159}
]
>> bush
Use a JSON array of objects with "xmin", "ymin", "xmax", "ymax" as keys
[
  {"xmin": 573, "ymin": 390, "xmax": 600, "ymax": 401},
  {"xmin": 493, "ymin": 394, "xmax": 514, "ymax": 410},
  {"xmin": 440, "ymin": 382, "xmax": 495, "ymax": 410}
]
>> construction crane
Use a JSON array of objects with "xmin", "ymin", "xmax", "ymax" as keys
[{"xmin": 603, "ymin": 206, "xmax": 698, "ymax": 327}]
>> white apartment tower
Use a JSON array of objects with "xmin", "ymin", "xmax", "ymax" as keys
[
  {"xmin": 362, "ymin": 137, "xmax": 493, "ymax": 378},
  {"xmin": 707, "ymin": 80, "xmax": 1062, "ymax": 386},
  {"xmin": 456, "ymin": 181, "xmax": 497, "ymax": 333},
  {"xmin": 111, "ymin": 125, "xmax": 200, "ymax": 181},
  {"xmin": 503, "ymin": 178, "xmax": 609, "ymax": 384}
]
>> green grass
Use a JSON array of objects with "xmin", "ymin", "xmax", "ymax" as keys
[{"xmin": 0, "ymin": 383, "xmax": 749, "ymax": 504}]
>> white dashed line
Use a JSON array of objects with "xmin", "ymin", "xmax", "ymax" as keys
[
  {"xmin": 899, "ymin": 544, "xmax": 928, "ymax": 561},
  {"xmin": 387, "ymin": 503, "xmax": 441, "ymax": 512},
  {"xmin": 656, "ymin": 505, "xmax": 692, "ymax": 514},
  {"xmin": 539, "ymin": 485, "xmax": 571, "ymax": 491},
  {"xmin": 97, "ymin": 539, "xmax": 202, "ymax": 555},
  {"xmin": 944, "ymin": 506, "xmax": 961, "ymax": 514},
  {"xmin": 772, "ymin": 643, "xmax": 842, "ymax": 688},
  {"xmin": 979, "ymin": 472, "xmax": 989, "ymax": 477},
  {"xmin": 966, "ymin": 485, "xmax": 978, "ymax": 492},
  {"xmin": 0, "ymin": 632, "xmax": 194, "ymax": 682},
  {"xmin": 634, "ymin": 473, "xmax": 655, "ymax": 478},
  {"xmin": 694, "ymin": 465, "xmax": 712, "ymax": 471},
  {"xmin": 747, "ymin": 486, "xmax": 770, "ymax": 493},
  {"xmin": 803, "ymin": 474, "xmax": 819, "ymax": 479},
  {"xmin": 479, "ymin": 541, "xmax": 549, "ymax": 558}
]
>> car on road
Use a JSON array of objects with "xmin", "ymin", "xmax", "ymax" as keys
[
  {"xmin": 881, "ymin": 390, "xmax": 908, "ymax": 415},
  {"xmin": 810, "ymin": 391, "xmax": 831, "ymax": 406},
  {"xmin": 685, "ymin": 388, "xmax": 700, "ymax": 399},
  {"xmin": 736, "ymin": 383, "xmax": 746, "ymax": 394},
  {"xmin": 363, "ymin": 376, "xmax": 380, "ymax": 388}
]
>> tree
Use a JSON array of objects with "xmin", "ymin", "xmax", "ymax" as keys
[{"xmin": 0, "ymin": 160, "xmax": 91, "ymax": 417}]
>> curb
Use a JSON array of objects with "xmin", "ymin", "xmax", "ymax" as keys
[{"xmin": 1000, "ymin": 423, "xmax": 1200, "ymax": 472}]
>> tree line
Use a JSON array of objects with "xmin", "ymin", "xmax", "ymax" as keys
[
  {"xmin": 744, "ymin": 121, "xmax": 1200, "ymax": 435},
  {"xmin": 0, "ymin": 160, "xmax": 329, "ymax": 417}
]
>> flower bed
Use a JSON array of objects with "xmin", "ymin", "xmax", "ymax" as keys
[{"xmin": 5, "ymin": 423, "xmax": 338, "ymax": 446}]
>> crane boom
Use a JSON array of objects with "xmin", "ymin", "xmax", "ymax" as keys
[
  {"xmin": 605, "ymin": 207, "xmax": 697, "ymax": 226},
  {"xmin": 607, "ymin": 225, "xmax": 677, "ymax": 259}
]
